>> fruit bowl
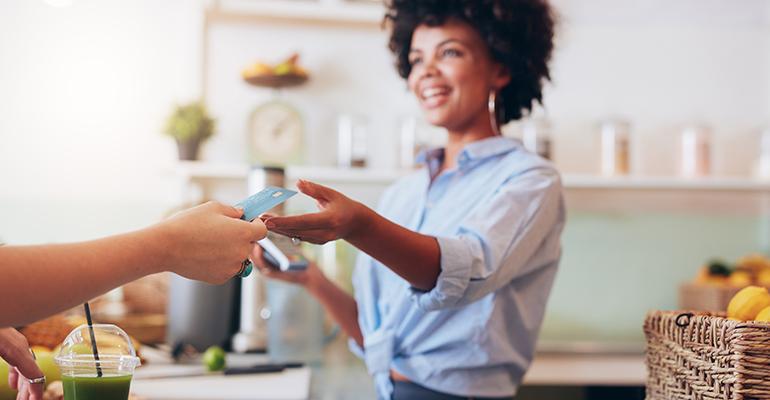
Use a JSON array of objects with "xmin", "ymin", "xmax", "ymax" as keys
[{"xmin": 243, "ymin": 73, "xmax": 308, "ymax": 89}]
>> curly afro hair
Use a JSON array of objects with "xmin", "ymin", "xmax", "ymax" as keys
[{"xmin": 385, "ymin": 0, "xmax": 556, "ymax": 124}]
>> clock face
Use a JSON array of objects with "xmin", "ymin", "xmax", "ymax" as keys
[{"xmin": 248, "ymin": 101, "xmax": 304, "ymax": 165}]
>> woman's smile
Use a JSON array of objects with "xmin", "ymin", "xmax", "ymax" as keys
[{"xmin": 419, "ymin": 84, "xmax": 452, "ymax": 109}]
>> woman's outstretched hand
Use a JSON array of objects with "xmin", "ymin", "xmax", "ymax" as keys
[{"xmin": 262, "ymin": 180, "xmax": 371, "ymax": 245}]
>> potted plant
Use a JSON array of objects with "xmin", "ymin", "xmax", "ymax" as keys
[{"xmin": 163, "ymin": 101, "xmax": 216, "ymax": 160}]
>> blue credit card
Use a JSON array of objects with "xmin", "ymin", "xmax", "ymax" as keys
[{"xmin": 236, "ymin": 186, "xmax": 297, "ymax": 222}]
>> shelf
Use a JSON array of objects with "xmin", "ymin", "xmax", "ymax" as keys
[
  {"xmin": 174, "ymin": 160, "xmax": 250, "ymax": 180},
  {"xmin": 173, "ymin": 162, "xmax": 770, "ymax": 192},
  {"xmin": 563, "ymin": 174, "xmax": 770, "ymax": 192},
  {"xmin": 207, "ymin": 0, "xmax": 384, "ymax": 28},
  {"xmin": 285, "ymin": 165, "xmax": 404, "ymax": 184}
]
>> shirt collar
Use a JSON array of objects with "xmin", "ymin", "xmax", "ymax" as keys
[
  {"xmin": 416, "ymin": 136, "xmax": 520, "ymax": 170},
  {"xmin": 457, "ymin": 136, "xmax": 520, "ymax": 167}
]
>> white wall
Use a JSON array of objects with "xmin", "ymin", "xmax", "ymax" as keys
[
  {"xmin": 544, "ymin": 0, "xmax": 770, "ymax": 176},
  {"xmin": 1, "ymin": 0, "xmax": 769, "ymax": 244},
  {"xmin": 0, "ymin": 0, "xmax": 205, "ymax": 243},
  {"xmin": 205, "ymin": 21, "xmax": 416, "ymax": 169}
]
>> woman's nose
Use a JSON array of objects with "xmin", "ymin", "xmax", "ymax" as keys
[{"xmin": 417, "ymin": 59, "xmax": 440, "ymax": 80}]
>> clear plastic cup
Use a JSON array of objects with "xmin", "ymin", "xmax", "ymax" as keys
[{"xmin": 54, "ymin": 324, "xmax": 140, "ymax": 400}]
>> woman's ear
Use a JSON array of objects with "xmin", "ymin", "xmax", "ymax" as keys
[{"xmin": 492, "ymin": 63, "xmax": 511, "ymax": 90}]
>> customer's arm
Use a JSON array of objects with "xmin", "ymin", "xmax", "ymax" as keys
[{"xmin": 0, "ymin": 201, "xmax": 267, "ymax": 327}]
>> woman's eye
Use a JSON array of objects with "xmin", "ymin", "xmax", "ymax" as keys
[
  {"xmin": 442, "ymin": 48, "xmax": 462, "ymax": 58},
  {"xmin": 409, "ymin": 57, "xmax": 422, "ymax": 66}
]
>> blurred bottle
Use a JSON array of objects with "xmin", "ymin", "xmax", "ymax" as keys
[
  {"xmin": 599, "ymin": 120, "xmax": 631, "ymax": 176},
  {"xmin": 680, "ymin": 125, "xmax": 711, "ymax": 178},
  {"xmin": 754, "ymin": 128, "xmax": 770, "ymax": 179},
  {"xmin": 337, "ymin": 114, "xmax": 368, "ymax": 168},
  {"xmin": 399, "ymin": 116, "xmax": 448, "ymax": 169}
]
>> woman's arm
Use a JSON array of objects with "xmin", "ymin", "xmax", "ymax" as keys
[
  {"xmin": 265, "ymin": 172, "xmax": 564, "ymax": 304},
  {"xmin": 251, "ymin": 246, "xmax": 363, "ymax": 347},
  {"xmin": 263, "ymin": 180, "xmax": 442, "ymax": 291},
  {"xmin": 1, "ymin": 201, "xmax": 267, "ymax": 327}
]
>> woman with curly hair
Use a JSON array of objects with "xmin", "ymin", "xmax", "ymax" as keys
[{"xmin": 254, "ymin": 0, "xmax": 564, "ymax": 398}]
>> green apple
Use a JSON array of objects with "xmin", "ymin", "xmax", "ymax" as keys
[
  {"xmin": 0, "ymin": 348, "xmax": 62, "ymax": 400},
  {"xmin": 202, "ymin": 346, "xmax": 226, "ymax": 372},
  {"xmin": 0, "ymin": 359, "xmax": 15, "ymax": 400},
  {"xmin": 34, "ymin": 349, "xmax": 61, "ymax": 385}
]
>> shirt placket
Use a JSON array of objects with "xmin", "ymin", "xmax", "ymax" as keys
[{"xmin": 416, "ymin": 171, "xmax": 454, "ymax": 232}]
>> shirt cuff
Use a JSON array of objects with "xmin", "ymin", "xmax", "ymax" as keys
[
  {"xmin": 409, "ymin": 236, "xmax": 473, "ymax": 311},
  {"xmin": 347, "ymin": 337, "xmax": 365, "ymax": 359}
]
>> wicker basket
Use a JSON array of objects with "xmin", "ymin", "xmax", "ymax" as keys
[{"xmin": 644, "ymin": 310, "xmax": 770, "ymax": 399}]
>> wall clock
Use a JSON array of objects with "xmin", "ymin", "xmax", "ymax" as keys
[{"xmin": 248, "ymin": 100, "xmax": 304, "ymax": 166}]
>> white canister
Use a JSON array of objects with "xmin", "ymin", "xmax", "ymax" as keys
[
  {"xmin": 337, "ymin": 114, "xmax": 368, "ymax": 168},
  {"xmin": 599, "ymin": 120, "xmax": 631, "ymax": 176},
  {"xmin": 680, "ymin": 125, "xmax": 711, "ymax": 178},
  {"xmin": 521, "ymin": 118, "xmax": 552, "ymax": 160},
  {"xmin": 754, "ymin": 128, "xmax": 770, "ymax": 179}
]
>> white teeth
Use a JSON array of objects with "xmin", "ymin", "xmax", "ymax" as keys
[{"xmin": 421, "ymin": 87, "xmax": 449, "ymax": 99}]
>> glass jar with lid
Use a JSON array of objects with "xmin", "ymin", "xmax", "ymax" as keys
[{"xmin": 599, "ymin": 119, "xmax": 631, "ymax": 176}]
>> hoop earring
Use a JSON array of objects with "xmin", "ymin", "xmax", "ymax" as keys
[{"xmin": 488, "ymin": 91, "xmax": 501, "ymax": 136}]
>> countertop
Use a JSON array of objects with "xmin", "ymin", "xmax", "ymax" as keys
[{"xmin": 132, "ymin": 337, "xmax": 646, "ymax": 399}]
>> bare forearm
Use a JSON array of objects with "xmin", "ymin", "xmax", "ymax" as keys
[
  {"xmin": 307, "ymin": 274, "xmax": 363, "ymax": 347},
  {"xmin": 0, "ymin": 228, "xmax": 165, "ymax": 327},
  {"xmin": 347, "ymin": 207, "xmax": 441, "ymax": 291}
]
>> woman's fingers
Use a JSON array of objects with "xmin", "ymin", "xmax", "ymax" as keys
[
  {"xmin": 28, "ymin": 382, "xmax": 43, "ymax": 400},
  {"xmin": 16, "ymin": 378, "xmax": 29, "ymax": 400},
  {"xmin": 297, "ymin": 180, "xmax": 336, "ymax": 201},
  {"xmin": 255, "ymin": 263, "xmax": 305, "ymax": 285},
  {"xmin": 261, "ymin": 227, "xmax": 334, "ymax": 244},
  {"xmin": 264, "ymin": 213, "xmax": 332, "ymax": 231},
  {"xmin": 8, "ymin": 367, "xmax": 18, "ymax": 390},
  {"xmin": 259, "ymin": 213, "xmax": 278, "ymax": 222}
]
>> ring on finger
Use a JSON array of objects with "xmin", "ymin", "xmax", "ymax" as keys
[
  {"xmin": 27, "ymin": 376, "xmax": 45, "ymax": 385},
  {"xmin": 237, "ymin": 259, "xmax": 253, "ymax": 278}
]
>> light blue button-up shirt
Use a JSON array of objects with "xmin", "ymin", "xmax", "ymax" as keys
[{"xmin": 348, "ymin": 136, "xmax": 565, "ymax": 399}]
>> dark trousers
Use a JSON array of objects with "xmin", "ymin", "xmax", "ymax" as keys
[{"xmin": 392, "ymin": 380, "xmax": 514, "ymax": 400}]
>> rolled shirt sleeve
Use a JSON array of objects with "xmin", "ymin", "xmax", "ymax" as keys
[{"xmin": 411, "ymin": 168, "xmax": 564, "ymax": 311}]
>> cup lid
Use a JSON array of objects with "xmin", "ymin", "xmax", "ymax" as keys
[{"xmin": 54, "ymin": 324, "xmax": 140, "ymax": 370}]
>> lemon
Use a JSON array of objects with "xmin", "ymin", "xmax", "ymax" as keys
[
  {"xmin": 728, "ymin": 285, "xmax": 770, "ymax": 321},
  {"xmin": 728, "ymin": 271, "xmax": 752, "ymax": 287},
  {"xmin": 0, "ymin": 359, "xmax": 13, "ymax": 400},
  {"xmin": 757, "ymin": 269, "xmax": 770, "ymax": 286},
  {"xmin": 756, "ymin": 306, "xmax": 770, "ymax": 322},
  {"xmin": 202, "ymin": 346, "xmax": 226, "ymax": 372}
]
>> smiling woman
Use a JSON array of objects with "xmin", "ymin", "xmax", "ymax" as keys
[{"xmin": 254, "ymin": 1, "xmax": 563, "ymax": 400}]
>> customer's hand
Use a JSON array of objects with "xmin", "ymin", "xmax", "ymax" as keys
[
  {"xmin": 262, "ymin": 180, "xmax": 370, "ymax": 245},
  {"xmin": 250, "ymin": 245, "xmax": 326, "ymax": 293},
  {"xmin": 156, "ymin": 201, "xmax": 267, "ymax": 284},
  {"xmin": 0, "ymin": 328, "xmax": 44, "ymax": 400}
]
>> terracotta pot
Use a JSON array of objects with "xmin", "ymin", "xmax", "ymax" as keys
[{"xmin": 176, "ymin": 137, "xmax": 201, "ymax": 160}]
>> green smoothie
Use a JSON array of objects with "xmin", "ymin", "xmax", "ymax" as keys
[{"xmin": 61, "ymin": 374, "xmax": 132, "ymax": 400}]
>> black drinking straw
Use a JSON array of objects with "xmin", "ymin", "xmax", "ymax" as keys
[{"xmin": 83, "ymin": 303, "xmax": 103, "ymax": 377}]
